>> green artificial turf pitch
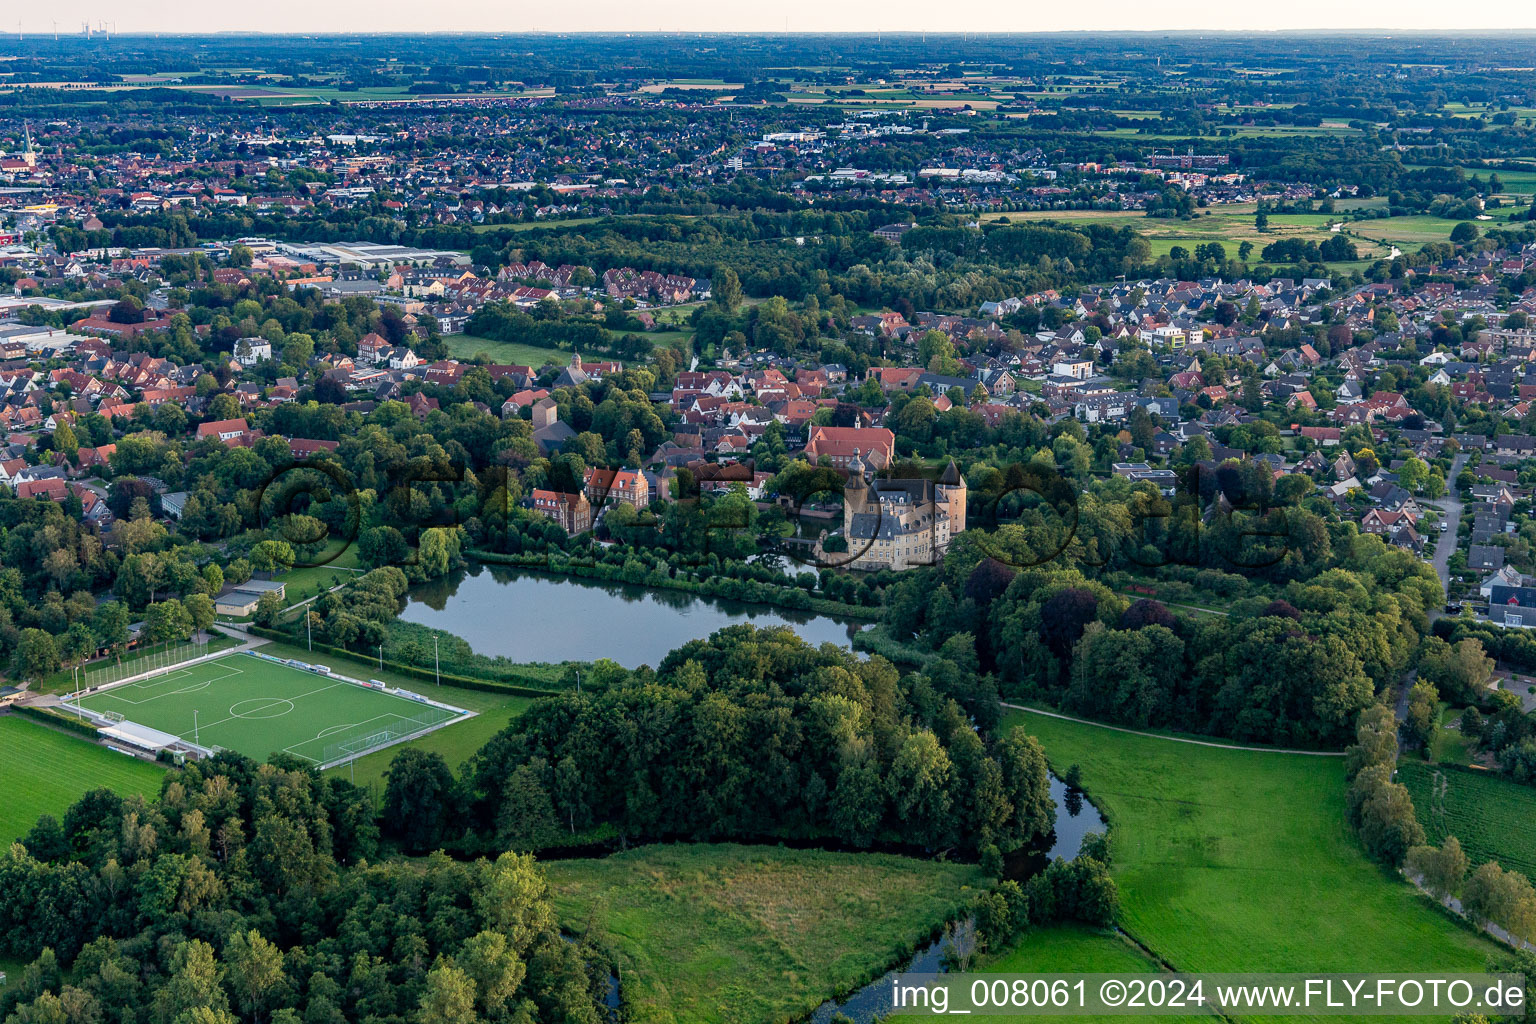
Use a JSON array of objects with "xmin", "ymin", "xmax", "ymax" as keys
[{"xmin": 68, "ymin": 653, "xmax": 468, "ymax": 766}]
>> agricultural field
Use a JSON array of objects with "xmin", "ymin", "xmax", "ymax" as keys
[
  {"xmin": 1399, "ymin": 760, "xmax": 1536, "ymax": 883},
  {"xmin": 1006, "ymin": 710, "xmax": 1498, "ymax": 1003},
  {"xmin": 0, "ymin": 715, "xmax": 164, "ymax": 846},
  {"xmin": 545, "ymin": 843, "xmax": 984, "ymax": 1024},
  {"xmin": 67, "ymin": 652, "xmax": 471, "ymax": 767}
]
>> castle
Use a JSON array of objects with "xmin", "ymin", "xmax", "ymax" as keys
[{"xmin": 834, "ymin": 452, "xmax": 967, "ymax": 571}]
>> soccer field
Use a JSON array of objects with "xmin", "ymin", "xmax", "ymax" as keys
[{"xmin": 68, "ymin": 653, "xmax": 470, "ymax": 767}]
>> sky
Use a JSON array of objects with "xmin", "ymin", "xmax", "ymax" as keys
[{"xmin": 12, "ymin": 0, "xmax": 1536, "ymax": 35}]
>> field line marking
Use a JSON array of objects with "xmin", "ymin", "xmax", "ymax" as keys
[
  {"xmin": 84, "ymin": 660, "xmax": 245, "ymax": 707},
  {"xmin": 1001, "ymin": 703, "xmax": 1347, "ymax": 756},
  {"xmin": 285, "ymin": 711, "xmax": 405, "ymax": 755},
  {"xmin": 193, "ymin": 680, "xmax": 350, "ymax": 732}
]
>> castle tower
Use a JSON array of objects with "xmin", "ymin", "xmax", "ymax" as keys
[
  {"xmin": 938, "ymin": 457, "xmax": 967, "ymax": 534},
  {"xmin": 843, "ymin": 449, "xmax": 867, "ymax": 534}
]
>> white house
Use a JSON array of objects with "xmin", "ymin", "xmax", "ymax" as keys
[{"xmin": 235, "ymin": 337, "xmax": 273, "ymax": 367}]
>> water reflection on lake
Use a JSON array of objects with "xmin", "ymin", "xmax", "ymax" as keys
[{"xmin": 400, "ymin": 563, "xmax": 866, "ymax": 668}]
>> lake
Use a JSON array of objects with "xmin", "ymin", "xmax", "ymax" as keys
[{"xmin": 400, "ymin": 564, "xmax": 866, "ymax": 668}]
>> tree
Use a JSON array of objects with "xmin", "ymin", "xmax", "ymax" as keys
[
  {"xmin": 456, "ymin": 931, "xmax": 526, "ymax": 1018},
  {"xmin": 176, "ymin": 593, "xmax": 214, "ymax": 637},
  {"xmin": 224, "ymin": 929, "xmax": 286, "ymax": 1022},
  {"xmin": 918, "ymin": 330, "xmax": 961, "ymax": 376},
  {"xmin": 1397, "ymin": 456, "xmax": 1429, "ymax": 494},
  {"xmin": 249, "ymin": 540, "xmax": 296, "ymax": 575},
  {"xmin": 416, "ymin": 963, "xmax": 477, "ymax": 1024},
  {"xmin": 830, "ymin": 757, "xmax": 886, "ymax": 847},
  {"xmin": 1404, "ymin": 680, "xmax": 1438, "ymax": 751},
  {"xmin": 383, "ymin": 748, "xmax": 456, "ymax": 853},
  {"xmin": 1354, "ymin": 766, "xmax": 1424, "ymax": 865},
  {"xmin": 1418, "ymin": 637, "xmax": 1495, "ymax": 704},
  {"xmin": 887, "ymin": 730, "xmax": 954, "ymax": 847},
  {"xmin": 145, "ymin": 600, "xmax": 194, "ymax": 644},
  {"xmin": 1450, "ymin": 221, "xmax": 1480, "ymax": 244},
  {"xmin": 51, "ymin": 420, "xmax": 79, "ymax": 463},
  {"xmin": 712, "ymin": 265, "xmax": 742, "ymax": 311},
  {"xmin": 472, "ymin": 851, "xmax": 556, "ymax": 952},
  {"xmin": 1406, "ymin": 836, "xmax": 1468, "ymax": 900},
  {"xmin": 495, "ymin": 765, "xmax": 562, "ymax": 852},
  {"xmin": 13, "ymin": 628, "xmax": 61, "ymax": 682},
  {"xmin": 152, "ymin": 939, "xmax": 230, "ymax": 1024},
  {"xmin": 108, "ymin": 295, "xmax": 146, "ymax": 324},
  {"xmin": 359, "ymin": 526, "xmax": 410, "ymax": 569},
  {"xmin": 1463, "ymin": 861, "xmax": 1536, "ymax": 941},
  {"xmin": 253, "ymin": 592, "xmax": 283, "ymax": 629}
]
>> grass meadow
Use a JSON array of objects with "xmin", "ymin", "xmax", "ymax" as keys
[
  {"xmin": 446, "ymin": 334, "xmax": 576, "ymax": 367},
  {"xmin": 1003, "ymin": 710, "xmax": 1498, "ymax": 1020},
  {"xmin": 544, "ymin": 843, "xmax": 984, "ymax": 1024}
]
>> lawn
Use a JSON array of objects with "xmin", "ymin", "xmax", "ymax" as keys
[
  {"xmin": 1003, "ymin": 711, "xmax": 1498, "ymax": 997},
  {"xmin": 1429, "ymin": 703, "xmax": 1476, "ymax": 766},
  {"xmin": 446, "ymin": 334, "xmax": 575, "ymax": 367},
  {"xmin": 0, "ymin": 715, "xmax": 164, "ymax": 846},
  {"xmin": 1399, "ymin": 760, "xmax": 1536, "ymax": 883},
  {"xmin": 69, "ymin": 652, "xmax": 471, "ymax": 767},
  {"xmin": 544, "ymin": 843, "xmax": 985, "ymax": 1024}
]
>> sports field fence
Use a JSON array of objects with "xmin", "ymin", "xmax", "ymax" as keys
[
  {"xmin": 321, "ymin": 706, "xmax": 459, "ymax": 766},
  {"xmin": 84, "ymin": 638, "xmax": 210, "ymax": 689}
]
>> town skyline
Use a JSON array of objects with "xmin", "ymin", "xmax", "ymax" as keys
[{"xmin": 9, "ymin": 6, "xmax": 1536, "ymax": 35}]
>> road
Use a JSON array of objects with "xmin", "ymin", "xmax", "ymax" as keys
[
  {"xmin": 1395, "ymin": 452, "xmax": 1467, "ymax": 729},
  {"xmin": 1428, "ymin": 452, "xmax": 1468, "ymax": 596}
]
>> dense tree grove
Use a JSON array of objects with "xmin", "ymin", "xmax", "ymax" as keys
[
  {"xmin": 448, "ymin": 625, "xmax": 1055, "ymax": 859},
  {"xmin": 0, "ymin": 753, "xmax": 612, "ymax": 1024},
  {"xmin": 974, "ymin": 832, "xmax": 1118, "ymax": 953},
  {"xmin": 881, "ymin": 507, "xmax": 1441, "ymax": 747}
]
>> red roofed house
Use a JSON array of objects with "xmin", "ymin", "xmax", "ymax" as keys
[
  {"xmin": 288, "ymin": 438, "xmax": 340, "ymax": 460},
  {"xmin": 804, "ymin": 425, "xmax": 896, "ymax": 470},
  {"xmin": 530, "ymin": 489, "xmax": 592, "ymax": 535},
  {"xmin": 584, "ymin": 467, "xmax": 649, "ymax": 510},
  {"xmin": 197, "ymin": 418, "xmax": 258, "ymax": 446}
]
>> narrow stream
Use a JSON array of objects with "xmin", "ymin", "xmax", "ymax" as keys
[{"xmin": 803, "ymin": 773, "xmax": 1105, "ymax": 1024}]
